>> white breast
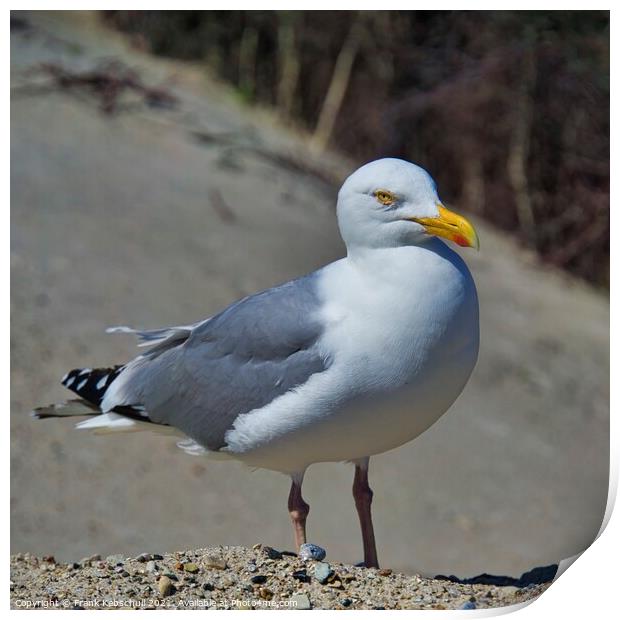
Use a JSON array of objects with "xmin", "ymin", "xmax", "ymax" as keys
[{"xmin": 225, "ymin": 241, "xmax": 479, "ymax": 474}]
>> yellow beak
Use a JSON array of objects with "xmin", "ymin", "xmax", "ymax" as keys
[{"xmin": 407, "ymin": 204, "xmax": 480, "ymax": 250}]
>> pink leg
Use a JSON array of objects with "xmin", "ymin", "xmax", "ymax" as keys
[
  {"xmin": 288, "ymin": 473, "xmax": 309, "ymax": 551},
  {"xmin": 353, "ymin": 458, "xmax": 379, "ymax": 568}
]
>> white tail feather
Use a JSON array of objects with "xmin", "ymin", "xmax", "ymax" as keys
[
  {"xmin": 76, "ymin": 413, "xmax": 136, "ymax": 431},
  {"xmin": 75, "ymin": 412, "xmax": 186, "ymax": 438}
]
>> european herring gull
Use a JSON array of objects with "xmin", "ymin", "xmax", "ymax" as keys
[{"xmin": 34, "ymin": 157, "xmax": 480, "ymax": 568}]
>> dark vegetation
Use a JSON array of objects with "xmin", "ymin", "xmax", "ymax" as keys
[{"xmin": 104, "ymin": 11, "xmax": 609, "ymax": 287}]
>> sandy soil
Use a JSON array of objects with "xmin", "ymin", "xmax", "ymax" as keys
[{"xmin": 11, "ymin": 11, "xmax": 609, "ymax": 580}]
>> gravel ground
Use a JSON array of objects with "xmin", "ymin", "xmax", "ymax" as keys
[{"xmin": 10, "ymin": 546, "xmax": 552, "ymax": 610}]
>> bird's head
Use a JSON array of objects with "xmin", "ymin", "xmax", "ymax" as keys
[{"xmin": 337, "ymin": 158, "xmax": 479, "ymax": 253}]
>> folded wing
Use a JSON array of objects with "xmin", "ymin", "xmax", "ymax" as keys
[{"xmin": 101, "ymin": 273, "xmax": 329, "ymax": 451}]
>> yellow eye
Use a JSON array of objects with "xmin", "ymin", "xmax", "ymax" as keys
[{"xmin": 375, "ymin": 190, "xmax": 396, "ymax": 206}]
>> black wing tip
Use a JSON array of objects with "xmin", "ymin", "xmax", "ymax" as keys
[
  {"xmin": 30, "ymin": 408, "xmax": 44, "ymax": 419},
  {"xmin": 30, "ymin": 399, "xmax": 100, "ymax": 419},
  {"xmin": 60, "ymin": 365, "xmax": 125, "ymax": 405}
]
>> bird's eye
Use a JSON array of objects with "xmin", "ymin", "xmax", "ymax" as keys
[{"xmin": 374, "ymin": 190, "xmax": 396, "ymax": 206}]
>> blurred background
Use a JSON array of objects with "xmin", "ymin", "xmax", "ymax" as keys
[
  {"xmin": 106, "ymin": 10, "xmax": 610, "ymax": 287},
  {"xmin": 11, "ymin": 10, "xmax": 609, "ymax": 578}
]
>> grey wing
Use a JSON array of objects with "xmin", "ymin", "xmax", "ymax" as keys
[{"xmin": 101, "ymin": 273, "xmax": 329, "ymax": 450}]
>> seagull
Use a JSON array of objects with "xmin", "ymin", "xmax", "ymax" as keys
[{"xmin": 34, "ymin": 158, "xmax": 479, "ymax": 569}]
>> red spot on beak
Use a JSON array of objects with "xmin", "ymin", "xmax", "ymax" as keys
[{"xmin": 454, "ymin": 235, "xmax": 469, "ymax": 247}]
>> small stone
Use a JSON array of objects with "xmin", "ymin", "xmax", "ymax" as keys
[
  {"xmin": 204, "ymin": 554, "xmax": 227, "ymax": 570},
  {"xmin": 340, "ymin": 598, "xmax": 352, "ymax": 608},
  {"xmin": 80, "ymin": 554, "xmax": 101, "ymax": 566},
  {"xmin": 313, "ymin": 562, "xmax": 332, "ymax": 584},
  {"xmin": 292, "ymin": 569, "xmax": 310, "ymax": 583},
  {"xmin": 135, "ymin": 553, "xmax": 153, "ymax": 563},
  {"xmin": 106, "ymin": 554, "xmax": 125, "ymax": 566},
  {"xmin": 247, "ymin": 562, "xmax": 257, "ymax": 573},
  {"xmin": 251, "ymin": 575, "xmax": 267, "ymax": 584},
  {"xmin": 158, "ymin": 576, "xmax": 173, "ymax": 597},
  {"xmin": 259, "ymin": 587, "xmax": 273, "ymax": 600},
  {"xmin": 378, "ymin": 568, "xmax": 393, "ymax": 577},
  {"xmin": 145, "ymin": 561, "xmax": 157, "ymax": 573},
  {"xmin": 299, "ymin": 543, "xmax": 326, "ymax": 562},
  {"xmin": 460, "ymin": 601, "xmax": 476, "ymax": 610},
  {"xmin": 184, "ymin": 562, "xmax": 199, "ymax": 573},
  {"xmin": 174, "ymin": 561, "xmax": 184, "ymax": 571},
  {"xmin": 203, "ymin": 582, "xmax": 215, "ymax": 591},
  {"xmin": 152, "ymin": 554, "xmax": 164, "ymax": 560},
  {"xmin": 262, "ymin": 546, "xmax": 283, "ymax": 560},
  {"xmin": 291, "ymin": 593, "xmax": 312, "ymax": 610},
  {"xmin": 42, "ymin": 555, "xmax": 56, "ymax": 564}
]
